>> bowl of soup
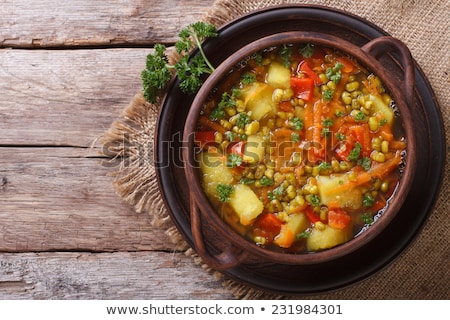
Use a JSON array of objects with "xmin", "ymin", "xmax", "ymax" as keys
[{"xmin": 182, "ymin": 31, "xmax": 416, "ymax": 270}]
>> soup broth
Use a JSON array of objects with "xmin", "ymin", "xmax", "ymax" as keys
[{"xmin": 194, "ymin": 43, "xmax": 405, "ymax": 253}]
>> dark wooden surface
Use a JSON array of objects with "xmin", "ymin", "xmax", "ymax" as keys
[{"xmin": 0, "ymin": 0, "xmax": 238, "ymax": 299}]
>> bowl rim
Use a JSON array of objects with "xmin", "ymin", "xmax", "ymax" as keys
[{"xmin": 182, "ymin": 31, "xmax": 417, "ymax": 265}]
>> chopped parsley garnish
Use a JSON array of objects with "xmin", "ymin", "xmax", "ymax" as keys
[
  {"xmin": 362, "ymin": 194, "xmax": 375, "ymax": 207},
  {"xmin": 209, "ymin": 107, "xmax": 226, "ymax": 121},
  {"xmin": 218, "ymin": 92, "xmax": 237, "ymax": 109},
  {"xmin": 306, "ymin": 194, "xmax": 321, "ymax": 207},
  {"xmin": 321, "ymin": 127, "xmax": 331, "ymax": 137},
  {"xmin": 291, "ymin": 132, "xmax": 300, "ymax": 142},
  {"xmin": 259, "ymin": 176, "xmax": 274, "ymax": 186},
  {"xmin": 347, "ymin": 142, "xmax": 362, "ymax": 161},
  {"xmin": 379, "ymin": 118, "xmax": 388, "ymax": 126},
  {"xmin": 241, "ymin": 73, "xmax": 257, "ymax": 85},
  {"xmin": 289, "ymin": 117, "xmax": 304, "ymax": 130},
  {"xmin": 210, "ymin": 92, "xmax": 237, "ymax": 121},
  {"xmin": 224, "ymin": 131, "xmax": 236, "ymax": 142},
  {"xmin": 354, "ymin": 111, "xmax": 366, "ymax": 121},
  {"xmin": 273, "ymin": 185, "xmax": 284, "ymax": 197},
  {"xmin": 296, "ymin": 229, "xmax": 312, "ymax": 239},
  {"xmin": 216, "ymin": 183, "xmax": 234, "ymax": 202},
  {"xmin": 279, "ymin": 44, "xmax": 293, "ymax": 67},
  {"xmin": 361, "ymin": 213, "xmax": 374, "ymax": 224},
  {"xmin": 326, "ymin": 62, "xmax": 343, "ymax": 84},
  {"xmin": 227, "ymin": 153, "xmax": 242, "ymax": 167},
  {"xmin": 323, "ymin": 89, "xmax": 334, "ymax": 101},
  {"xmin": 317, "ymin": 162, "xmax": 331, "ymax": 170},
  {"xmin": 323, "ymin": 118, "xmax": 334, "ymax": 127},
  {"xmin": 358, "ymin": 156, "xmax": 372, "ymax": 171},
  {"xmin": 335, "ymin": 132, "xmax": 346, "ymax": 141},
  {"xmin": 236, "ymin": 113, "xmax": 251, "ymax": 129},
  {"xmin": 240, "ymin": 177, "xmax": 255, "ymax": 185},
  {"xmin": 299, "ymin": 43, "xmax": 314, "ymax": 58}
]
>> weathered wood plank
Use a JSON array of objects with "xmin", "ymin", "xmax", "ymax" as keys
[
  {"xmin": 0, "ymin": 48, "xmax": 149, "ymax": 147},
  {"xmin": 0, "ymin": 252, "xmax": 235, "ymax": 299},
  {"xmin": 0, "ymin": 147, "xmax": 178, "ymax": 252},
  {"xmin": 0, "ymin": 0, "xmax": 215, "ymax": 48}
]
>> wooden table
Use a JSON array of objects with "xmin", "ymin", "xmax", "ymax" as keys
[{"xmin": 0, "ymin": 0, "xmax": 240, "ymax": 299}]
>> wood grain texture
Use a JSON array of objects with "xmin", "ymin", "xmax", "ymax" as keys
[
  {"xmin": 0, "ymin": 48, "xmax": 149, "ymax": 146},
  {"xmin": 0, "ymin": 252, "xmax": 235, "ymax": 299},
  {"xmin": 0, "ymin": 0, "xmax": 213, "ymax": 48},
  {"xmin": 0, "ymin": 147, "xmax": 176, "ymax": 252}
]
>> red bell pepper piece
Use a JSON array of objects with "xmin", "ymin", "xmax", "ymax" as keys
[
  {"xmin": 328, "ymin": 208, "xmax": 351, "ymax": 230},
  {"xmin": 253, "ymin": 213, "xmax": 283, "ymax": 242},
  {"xmin": 305, "ymin": 205, "xmax": 322, "ymax": 224},
  {"xmin": 194, "ymin": 131, "xmax": 215, "ymax": 149},
  {"xmin": 290, "ymin": 77, "xmax": 314, "ymax": 102},
  {"xmin": 229, "ymin": 141, "xmax": 245, "ymax": 156},
  {"xmin": 298, "ymin": 61, "xmax": 323, "ymax": 86}
]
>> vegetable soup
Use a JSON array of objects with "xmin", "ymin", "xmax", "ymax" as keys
[{"xmin": 194, "ymin": 43, "xmax": 405, "ymax": 253}]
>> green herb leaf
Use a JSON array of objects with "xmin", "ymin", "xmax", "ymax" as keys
[
  {"xmin": 362, "ymin": 194, "xmax": 375, "ymax": 207},
  {"xmin": 216, "ymin": 183, "xmax": 234, "ymax": 202},
  {"xmin": 296, "ymin": 229, "xmax": 312, "ymax": 239},
  {"xmin": 279, "ymin": 44, "xmax": 293, "ymax": 67},
  {"xmin": 361, "ymin": 213, "xmax": 374, "ymax": 224},
  {"xmin": 289, "ymin": 117, "xmax": 304, "ymax": 130},
  {"xmin": 241, "ymin": 73, "xmax": 257, "ymax": 85},
  {"xmin": 317, "ymin": 162, "xmax": 331, "ymax": 170},
  {"xmin": 322, "ymin": 89, "xmax": 334, "ymax": 101},
  {"xmin": 347, "ymin": 142, "xmax": 362, "ymax": 161},
  {"xmin": 227, "ymin": 153, "xmax": 242, "ymax": 168},
  {"xmin": 141, "ymin": 22, "xmax": 218, "ymax": 103},
  {"xmin": 299, "ymin": 44, "xmax": 314, "ymax": 58},
  {"xmin": 259, "ymin": 176, "xmax": 274, "ymax": 186},
  {"xmin": 291, "ymin": 132, "xmax": 300, "ymax": 142},
  {"xmin": 236, "ymin": 113, "xmax": 251, "ymax": 129},
  {"xmin": 358, "ymin": 156, "xmax": 372, "ymax": 171},
  {"xmin": 307, "ymin": 194, "xmax": 321, "ymax": 207}
]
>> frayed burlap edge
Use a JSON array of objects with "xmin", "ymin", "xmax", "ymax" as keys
[{"xmin": 101, "ymin": 0, "xmax": 449, "ymax": 299}]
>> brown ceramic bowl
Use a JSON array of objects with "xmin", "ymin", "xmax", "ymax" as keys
[{"xmin": 182, "ymin": 31, "xmax": 417, "ymax": 270}]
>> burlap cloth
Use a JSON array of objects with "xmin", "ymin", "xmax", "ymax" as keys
[{"xmin": 102, "ymin": 0, "xmax": 449, "ymax": 299}]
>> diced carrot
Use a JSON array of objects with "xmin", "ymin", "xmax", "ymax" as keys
[
  {"xmin": 273, "ymin": 225, "xmax": 295, "ymax": 248},
  {"xmin": 336, "ymin": 56, "xmax": 356, "ymax": 73},
  {"xmin": 312, "ymin": 100, "xmax": 324, "ymax": 145},
  {"xmin": 390, "ymin": 140, "xmax": 406, "ymax": 150},
  {"xmin": 379, "ymin": 124, "xmax": 394, "ymax": 141},
  {"xmin": 278, "ymin": 101, "xmax": 295, "ymax": 113},
  {"xmin": 323, "ymin": 151, "xmax": 402, "ymax": 195},
  {"xmin": 304, "ymin": 103, "xmax": 314, "ymax": 141},
  {"xmin": 273, "ymin": 127, "xmax": 296, "ymax": 138},
  {"xmin": 362, "ymin": 79, "xmax": 380, "ymax": 97},
  {"xmin": 328, "ymin": 209, "xmax": 352, "ymax": 230}
]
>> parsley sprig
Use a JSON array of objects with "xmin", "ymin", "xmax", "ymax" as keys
[{"xmin": 141, "ymin": 22, "xmax": 218, "ymax": 103}]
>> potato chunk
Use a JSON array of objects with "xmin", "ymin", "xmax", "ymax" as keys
[
  {"xmin": 316, "ymin": 174, "xmax": 362, "ymax": 210},
  {"xmin": 229, "ymin": 184, "xmax": 264, "ymax": 226},
  {"xmin": 243, "ymin": 134, "xmax": 265, "ymax": 164},
  {"xmin": 274, "ymin": 213, "xmax": 309, "ymax": 248},
  {"xmin": 306, "ymin": 224, "xmax": 353, "ymax": 251},
  {"xmin": 199, "ymin": 152, "xmax": 234, "ymax": 198},
  {"xmin": 240, "ymin": 83, "xmax": 275, "ymax": 120},
  {"xmin": 266, "ymin": 61, "xmax": 291, "ymax": 89}
]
